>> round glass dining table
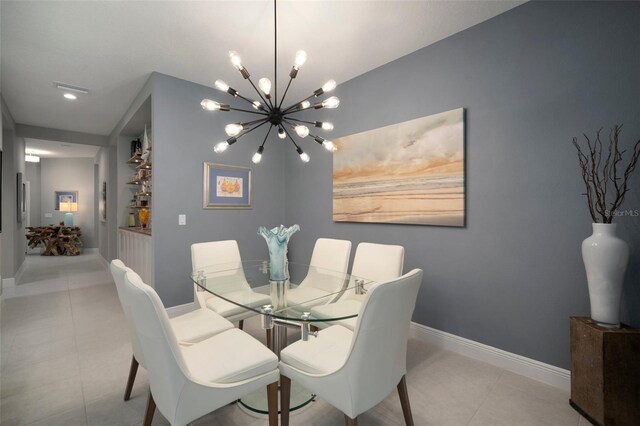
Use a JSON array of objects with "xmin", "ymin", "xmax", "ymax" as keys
[{"xmin": 190, "ymin": 260, "xmax": 376, "ymax": 415}]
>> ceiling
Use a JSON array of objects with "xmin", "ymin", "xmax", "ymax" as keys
[
  {"xmin": 1, "ymin": 1, "xmax": 523, "ymax": 136},
  {"xmin": 24, "ymin": 138, "xmax": 100, "ymax": 159}
]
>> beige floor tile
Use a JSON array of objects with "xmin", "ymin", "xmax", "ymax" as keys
[
  {"xmin": 4, "ymin": 335, "xmax": 77, "ymax": 369},
  {"xmin": 85, "ymin": 391, "xmax": 148, "ymax": 426},
  {"xmin": 0, "ymin": 353, "xmax": 81, "ymax": 397},
  {"xmin": 25, "ymin": 407, "xmax": 87, "ymax": 426},
  {"xmin": 0, "ymin": 376, "xmax": 85, "ymax": 426}
]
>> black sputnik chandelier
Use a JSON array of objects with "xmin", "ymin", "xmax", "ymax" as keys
[{"xmin": 200, "ymin": 0, "xmax": 339, "ymax": 164}]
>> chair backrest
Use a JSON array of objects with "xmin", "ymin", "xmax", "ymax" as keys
[
  {"xmin": 191, "ymin": 240, "xmax": 250, "ymax": 293},
  {"xmin": 347, "ymin": 242, "xmax": 404, "ymax": 298},
  {"xmin": 343, "ymin": 268, "xmax": 423, "ymax": 416},
  {"xmin": 298, "ymin": 238, "xmax": 352, "ymax": 293},
  {"xmin": 122, "ymin": 269, "xmax": 191, "ymax": 424},
  {"xmin": 110, "ymin": 259, "xmax": 145, "ymax": 366}
]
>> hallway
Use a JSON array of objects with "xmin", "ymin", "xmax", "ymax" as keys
[{"xmin": 1, "ymin": 255, "xmax": 584, "ymax": 426}]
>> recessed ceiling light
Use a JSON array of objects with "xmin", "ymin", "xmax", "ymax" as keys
[{"xmin": 63, "ymin": 93, "xmax": 77, "ymax": 100}]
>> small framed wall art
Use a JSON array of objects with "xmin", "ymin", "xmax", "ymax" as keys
[
  {"xmin": 55, "ymin": 190, "xmax": 78, "ymax": 210},
  {"xmin": 203, "ymin": 163, "xmax": 252, "ymax": 209}
]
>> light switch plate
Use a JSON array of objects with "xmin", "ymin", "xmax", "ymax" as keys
[
  {"xmin": 178, "ymin": 214, "xmax": 186, "ymax": 225},
  {"xmin": 44, "ymin": 213, "xmax": 53, "ymax": 218}
]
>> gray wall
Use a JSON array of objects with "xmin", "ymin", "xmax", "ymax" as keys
[
  {"xmin": 25, "ymin": 162, "xmax": 41, "ymax": 227},
  {"xmin": 1, "ymin": 96, "xmax": 26, "ymax": 280},
  {"xmin": 40, "ymin": 158, "xmax": 97, "ymax": 248},
  {"xmin": 284, "ymin": 0, "xmax": 640, "ymax": 369},
  {"xmin": 151, "ymin": 73, "xmax": 285, "ymax": 306}
]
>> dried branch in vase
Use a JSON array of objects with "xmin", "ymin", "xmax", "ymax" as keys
[{"xmin": 572, "ymin": 125, "xmax": 640, "ymax": 223}]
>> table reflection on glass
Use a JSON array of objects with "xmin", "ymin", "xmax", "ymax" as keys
[{"xmin": 189, "ymin": 260, "xmax": 375, "ymax": 415}]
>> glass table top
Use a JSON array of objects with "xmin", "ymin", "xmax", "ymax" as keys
[{"xmin": 190, "ymin": 260, "xmax": 375, "ymax": 322}]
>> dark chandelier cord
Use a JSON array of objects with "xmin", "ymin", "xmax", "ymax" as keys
[{"xmin": 200, "ymin": 0, "xmax": 339, "ymax": 163}]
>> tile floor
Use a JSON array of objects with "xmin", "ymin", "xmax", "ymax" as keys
[{"xmin": 1, "ymin": 253, "xmax": 587, "ymax": 425}]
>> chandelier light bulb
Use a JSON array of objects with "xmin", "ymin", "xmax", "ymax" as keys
[
  {"xmin": 300, "ymin": 101, "xmax": 311, "ymax": 110},
  {"xmin": 228, "ymin": 50, "xmax": 243, "ymax": 70},
  {"xmin": 322, "ymin": 140, "xmax": 337, "ymax": 152},
  {"xmin": 321, "ymin": 96, "xmax": 340, "ymax": 109},
  {"xmin": 322, "ymin": 79, "xmax": 337, "ymax": 93},
  {"xmin": 252, "ymin": 146, "xmax": 264, "ymax": 164},
  {"xmin": 259, "ymin": 78, "xmax": 272, "ymax": 96},
  {"xmin": 297, "ymin": 146, "xmax": 310, "ymax": 162},
  {"xmin": 315, "ymin": 121, "xmax": 334, "ymax": 131},
  {"xmin": 213, "ymin": 141, "xmax": 229, "ymax": 153},
  {"xmin": 201, "ymin": 99, "xmax": 221, "ymax": 111},
  {"xmin": 294, "ymin": 125, "xmax": 310, "ymax": 138},
  {"xmin": 252, "ymin": 101, "xmax": 263, "ymax": 111},
  {"xmin": 225, "ymin": 123, "xmax": 244, "ymax": 137},
  {"xmin": 278, "ymin": 127, "xmax": 287, "ymax": 139},
  {"xmin": 294, "ymin": 50, "xmax": 307, "ymax": 69},
  {"xmin": 215, "ymin": 80, "xmax": 230, "ymax": 92}
]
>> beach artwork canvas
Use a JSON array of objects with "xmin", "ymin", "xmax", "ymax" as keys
[{"xmin": 333, "ymin": 108, "xmax": 465, "ymax": 226}]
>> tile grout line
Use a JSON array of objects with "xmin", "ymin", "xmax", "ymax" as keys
[
  {"xmin": 465, "ymin": 367, "xmax": 506, "ymax": 425},
  {"xmin": 67, "ymin": 282, "xmax": 90, "ymax": 426}
]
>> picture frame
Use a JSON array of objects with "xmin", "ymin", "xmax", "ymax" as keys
[
  {"xmin": 100, "ymin": 181, "xmax": 107, "ymax": 222},
  {"xmin": 17, "ymin": 172, "xmax": 23, "ymax": 223},
  {"xmin": 55, "ymin": 190, "xmax": 78, "ymax": 210},
  {"xmin": 203, "ymin": 163, "xmax": 252, "ymax": 209}
]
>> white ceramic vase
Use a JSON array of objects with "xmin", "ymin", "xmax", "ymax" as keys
[{"xmin": 581, "ymin": 223, "xmax": 629, "ymax": 327}]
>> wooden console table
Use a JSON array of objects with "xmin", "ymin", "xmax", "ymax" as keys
[
  {"xmin": 26, "ymin": 226, "xmax": 83, "ymax": 256},
  {"xmin": 570, "ymin": 316, "xmax": 640, "ymax": 425}
]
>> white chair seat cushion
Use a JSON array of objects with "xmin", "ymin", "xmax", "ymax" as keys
[
  {"xmin": 280, "ymin": 325, "xmax": 353, "ymax": 375},
  {"xmin": 286, "ymin": 287, "xmax": 333, "ymax": 309},
  {"xmin": 170, "ymin": 309, "xmax": 234, "ymax": 344},
  {"xmin": 183, "ymin": 328, "xmax": 278, "ymax": 384},
  {"xmin": 205, "ymin": 291, "xmax": 271, "ymax": 317}
]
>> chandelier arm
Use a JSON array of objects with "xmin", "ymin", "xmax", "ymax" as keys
[
  {"xmin": 283, "ymin": 118, "xmax": 316, "ymax": 126},
  {"xmin": 282, "ymin": 127, "xmax": 302, "ymax": 150},
  {"xmin": 228, "ymin": 107, "xmax": 270, "ymax": 116},
  {"xmin": 282, "ymin": 94, "xmax": 316, "ymax": 114},
  {"xmin": 277, "ymin": 77, "xmax": 294, "ymax": 110},
  {"xmin": 233, "ymin": 119, "xmax": 271, "ymax": 141},
  {"xmin": 245, "ymin": 76, "xmax": 272, "ymax": 109},
  {"xmin": 260, "ymin": 125, "xmax": 274, "ymax": 148},
  {"xmin": 243, "ymin": 117, "xmax": 271, "ymax": 128},
  {"xmin": 233, "ymin": 92, "xmax": 266, "ymax": 109}
]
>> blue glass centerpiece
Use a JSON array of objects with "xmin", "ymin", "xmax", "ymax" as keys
[{"xmin": 258, "ymin": 224, "xmax": 300, "ymax": 281}]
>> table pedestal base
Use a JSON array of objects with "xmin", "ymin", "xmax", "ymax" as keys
[{"xmin": 238, "ymin": 380, "xmax": 315, "ymax": 417}]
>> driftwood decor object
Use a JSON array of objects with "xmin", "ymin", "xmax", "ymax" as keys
[
  {"xmin": 570, "ymin": 317, "xmax": 640, "ymax": 425},
  {"xmin": 572, "ymin": 125, "xmax": 640, "ymax": 223},
  {"xmin": 26, "ymin": 226, "xmax": 82, "ymax": 256}
]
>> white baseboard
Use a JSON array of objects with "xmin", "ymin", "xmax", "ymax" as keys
[
  {"xmin": 166, "ymin": 302, "xmax": 196, "ymax": 318},
  {"xmin": 99, "ymin": 254, "xmax": 110, "ymax": 269},
  {"xmin": 409, "ymin": 322, "xmax": 570, "ymax": 391}
]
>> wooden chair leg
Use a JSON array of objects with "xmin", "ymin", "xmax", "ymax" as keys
[
  {"xmin": 267, "ymin": 381, "xmax": 279, "ymax": 426},
  {"xmin": 266, "ymin": 328, "xmax": 272, "ymax": 349},
  {"xmin": 310, "ymin": 325, "xmax": 319, "ymax": 332},
  {"xmin": 397, "ymin": 375, "xmax": 414, "ymax": 426},
  {"xmin": 238, "ymin": 319, "xmax": 244, "ymax": 330},
  {"xmin": 344, "ymin": 414, "xmax": 358, "ymax": 426},
  {"xmin": 124, "ymin": 355, "xmax": 139, "ymax": 401},
  {"xmin": 280, "ymin": 374, "xmax": 292, "ymax": 426},
  {"xmin": 143, "ymin": 388, "xmax": 156, "ymax": 426}
]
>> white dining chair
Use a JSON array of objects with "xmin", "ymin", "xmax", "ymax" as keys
[
  {"xmin": 110, "ymin": 260, "xmax": 234, "ymax": 401},
  {"xmin": 286, "ymin": 238, "xmax": 352, "ymax": 309},
  {"xmin": 191, "ymin": 240, "xmax": 271, "ymax": 330},
  {"xmin": 122, "ymin": 268, "xmax": 280, "ymax": 426},
  {"xmin": 310, "ymin": 242, "xmax": 404, "ymax": 330},
  {"xmin": 279, "ymin": 269, "xmax": 423, "ymax": 426}
]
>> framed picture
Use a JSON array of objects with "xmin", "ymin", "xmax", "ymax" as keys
[
  {"xmin": 55, "ymin": 190, "xmax": 78, "ymax": 210},
  {"xmin": 203, "ymin": 163, "xmax": 252, "ymax": 209},
  {"xmin": 17, "ymin": 172, "xmax": 23, "ymax": 223},
  {"xmin": 100, "ymin": 181, "xmax": 107, "ymax": 222},
  {"xmin": 333, "ymin": 107, "xmax": 466, "ymax": 227}
]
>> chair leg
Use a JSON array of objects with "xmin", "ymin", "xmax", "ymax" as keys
[
  {"xmin": 143, "ymin": 388, "xmax": 156, "ymax": 426},
  {"xmin": 266, "ymin": 328, "xmax": 272, "ymax": 349},
  {"xmin": 267, "ymin": 381, "xmax": 279, "ymax": 426},
  {"xmin": 124, "ymin": 355, "xmax": 139, "ymax": 401},
  {"xmin": 238, "ymin": 319, "xmax": 244, "ymax": 330},
  {"xmin": 280, "ymin": 374, "xmax": 292, "ymax": 426},
  {"xmin": 344, "ymin": 414, "xmax": 358, "ymax": 426},
  {"xmin": 397, "ymin": 375, "xmax": 414, "ymax": 426}
]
